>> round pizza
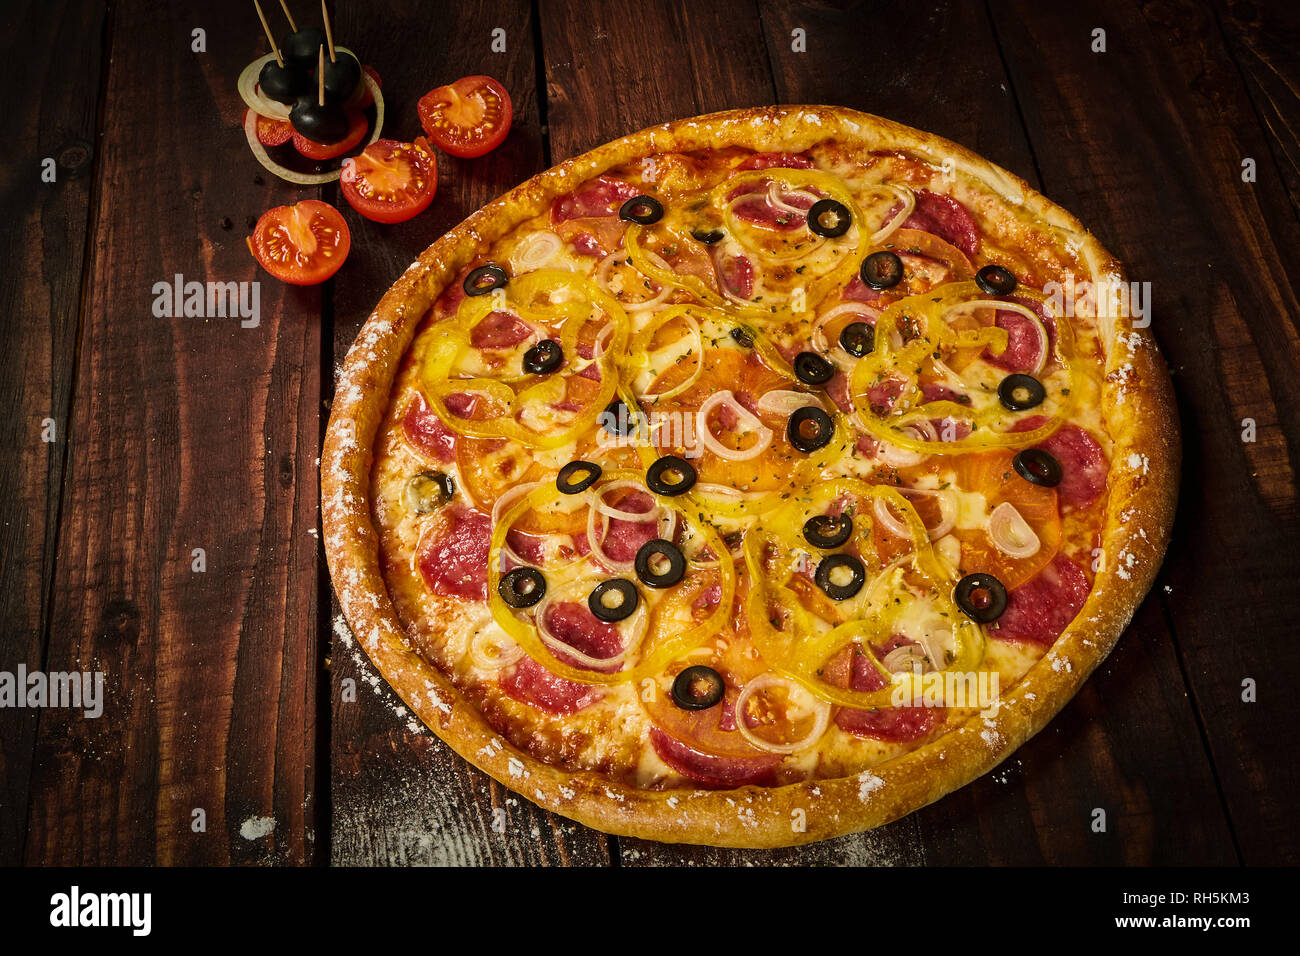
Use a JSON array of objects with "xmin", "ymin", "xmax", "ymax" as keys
[{"xmin": 322, "ymin": 106, "xmax": 1178, "ymax": 848}]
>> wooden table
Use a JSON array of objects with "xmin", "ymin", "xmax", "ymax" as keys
[{"xmin": 3, "ymin": 0, "xmax": 1297, "ymax": 866}]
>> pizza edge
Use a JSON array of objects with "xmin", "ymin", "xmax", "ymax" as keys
[{"xmin": 321, "ymin": 105, "xmax": 1179, "ymax": 849}]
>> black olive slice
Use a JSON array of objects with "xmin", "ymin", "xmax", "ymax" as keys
[
  {"xmin": 1013, "ymin": 448, "xmax": 1063, "ymax": 487},
  {"xmin": 556, "ymin": 460, "xmax": 602, "ymax": 495},
  {"xmin": 839, "ymin": 321, "xmax": 875, "ymax": 357},
  {"xmin": 814, "ymin": 554, "xmax": 866, "ymax": 600},
  {"xmin": 588, "ymin": 578, "xmax": 639, "ymax": 622},
  {"xmin": 619, "ymin": 195, "xmax": 664, "ymax": 225},
  {"xmin": 671, "ymin": 665, "xmax": 725, "ymax": 710},
  {"xmin": 522, "ymin": 339, "xmax": 563, "ymax": 375},
  {"xmin": 692, "ymin": 228, "xmax": 724, "ymax": 245},
  {"xmin": 803, "ymin": 514, "xmax": 853, "ymax": 549},
  {"xmin": 975, "ymin": 264, "xmax": 1017, "ymax": 296},
  {"xmin": 787, "ymin": 406, "xmax": 834, "ymax": 453},
  {"xmin": 464, "ymin": 263, "xmax": 509, "ymax": 297},
  {"xmin": 730, "ymin": 326, "xmax": 755, "ymax": 348},
  {"xmin": 600, "ymin": 399, "xmax": 635, "ymax": 437},
  {"xmin": 860, "ymin": 251, "xmax": 903, "ymax": 290},
  {"xmin": 807, "ymin": 198, "xmax": 851, "ymax": 238},
  {"xmin": 499, "ymin": 567, "xmax": 547, "ymax": 609},
  {"xmin": 646, "ymin": 455, "xmax": 697, "ymax": 496},
  {"xmin": 404, "ymin": 470, "xmax": 455, "ymax": 513},
  {"xmin": 998, "ymin": 374, "xmax": 1046, "ymax": 411},
  {"xmin": 321, "ymin": 49, "xmax": 362, "ymax": 103},
  {"xmin": 634, "ymin": 539, "xmax": 686, "ymax": 589},
  {"xmin": 954, "ymin": 572, "xmax": 1008, "ymax": 623},
  {"xmin": 793, "ymin": 351, "xmax": 835, "ymax": 386}
]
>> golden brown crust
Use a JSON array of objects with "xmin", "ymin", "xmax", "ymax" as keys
[{"xmin": 321, "ymin": 105, "xmax": 1179, "ymax": 847}]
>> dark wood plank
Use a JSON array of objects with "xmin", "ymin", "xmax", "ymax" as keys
[
  {"xmin": 760, "ymin": 0, "xmax": 1237, "ymax": 864},
  {"xmin": 989, "ymin": 0, "xmax": 1300, "ymax": 863},
  {"xmin": 0, "ymin": 0, "xmax": 105, "ymax": 866},
  {"xmin": 327, "ymin": 0, "xmax": 610, "ymax": 865},
  {"xmin": 22, "ymin": 0, "xmax": 322, "ymax": 864},
  {"xmin": 1214, "ymin": 0, "xmax": 1300, "ymax": 217},
  {"xmin": 541, "ymin": 0, "xmax": 776, "ymax": 161}
]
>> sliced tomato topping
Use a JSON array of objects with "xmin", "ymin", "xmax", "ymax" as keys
[
  {"xmin": 249, "ymin": 111, "xmax": 293, "ymax": 146},
  {"xmin": 418, "ymin": 75, "xmax": 512, "ymax": 158},
  {"xmin": 292, "ymin": 109, "xmax": 368, "ymax": 160},
  {"xmin": 340, "ymin": 138, "xmax": 438, "ymax": 223},
  {"xmin": 247, "ymin": 199, "xmax": 351, "ymax": 286},
  {"xmin": 951, "ymin": 449, "xmax": 1061, "ymax": 588}
]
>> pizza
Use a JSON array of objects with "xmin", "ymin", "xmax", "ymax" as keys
[{"xmin": 322, "ymin": 106, "xmax": 1177, "ymax": 848}]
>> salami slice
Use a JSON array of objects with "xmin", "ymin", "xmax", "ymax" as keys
[
  {"xmin": 540, "ymin": 601, "xmax": 624, "ymax": 671},
  {"xmin": 902, "ymin": 190, "xmax": 979, "ymax": 257},
  {"xmin": 416, "ymin": 505, "xmax": 491, "ymax": 600},
  {"xmin": 499, "ymin": 655, "xmax": 603, "ymax": 715},
  {"xmin": 551, "ymin": 175, "xmax": 640, "ymax": 223},
  {"xmin": 713, "ymin": 250, "xmax": 754, "ymax": 298},
  {"xmin": 729, "ymin": 182, "xmax": 815, "ymax": 230},
  {"xmin": 592, "ymin": 491, "xmax": 662, "ymax": 564},
  {"xmin": 403, "ymin": 392, "xmax": 477, "ymax": 463},
  {"xmin": 989, "ymin": 554, "xmax": 1091, "ymax": 646},
  {"xmin": 470, "ymin": 311, "xmax": 533, "ymax": 350},
  {"xmin": 1013, "ymin": 416, "xmax": 1108, "ymax": 510},
  {"xmin": 650, "ymin": 728, "xmax": 780, "ymax": 788},
  {"xmin": 985, "ymin": 309, "xmax": 1046, "ymax": 373},
  {"xmin": 828, "ymin": 641, "xmax": 942, "ymax": 743}
]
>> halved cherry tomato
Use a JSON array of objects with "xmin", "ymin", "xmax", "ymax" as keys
[
  {"xmin": 292, "ymin": 109, "xmax": 368, "ymax": 160},
  {"xmin": 248, "ymin": 110, "xmax": 293, "ymax": 147},
  {"xmin": 340, "ymin": 138, "xmax": 438, "ymax": 223},
  {"xmin": 247, "ymin": 200, "xmax": 351, "ymax": 285},
  {"xmin": 417, "ymin": 75, "xmax": 512, "ymax": 158}
]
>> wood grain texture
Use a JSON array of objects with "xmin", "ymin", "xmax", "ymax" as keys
[
  {"xmin": 990, "ymin": 0, "xmax": 1300, "ymax": 863},
  {"xmin": 0, "ymin": 0, "xmax": 105, "ymax": 866},
  {"xmin": 327, "ymin": 0, "xmax": 610, "ymax": 866},
  {"xmin": 22, "ymin": 0, "xmax": 322, "ymax": 864},
  {"xmin": 762, "ymin": 0, "xmax": 1237, "ymax": 864},
  {"xmin": 1214, "ymin": 0, "xmax": 1300, "ymax": 217}
]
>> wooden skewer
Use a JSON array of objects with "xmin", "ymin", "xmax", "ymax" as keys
[
  {"xmin": 318, "ymin": 45, "xmax": 325, "ymax": 106},
  {"xmin": 253, "ymin": 0, "xmax": 284, "ymax": 67},
  {"xmin": 279, "ymin": 0, "xmax": 297, "ymax": 31},
  {"xmin": 321, "ymin": 0, "xmax": 337, "ymax": 62}
]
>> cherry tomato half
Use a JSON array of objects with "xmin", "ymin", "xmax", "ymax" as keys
[
  {"xmin": 247, "ymin": 199, "xmax": 351, "ymax": 285},
  {"xmin": 417, "ymin": 75, "xmax": 512, "ymax": 158},
  {"xmin": 340, "ymin": 138, "xmax": 438, "ymax": 224},
  {"xmin": 292, "ymin": 109, "xmax": 368, "ymax": 160},
  {"xmin": 249, "ymin": 110, "xmax": 293, "ymax": 147}
]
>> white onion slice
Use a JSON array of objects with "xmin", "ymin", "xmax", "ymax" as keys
[
  {"xmin": 469, "ymin": 629, "xmax": 524, "ymax": 671},
  {"xmin": 869, "ymin": 184, "xmax": 916, "ymax": 245},
  {"xmin": 812, "ymin": 301, "xmax": 881, "ymax": 366},
  {"xmin": 491, "ymin": 481, "xmax": 547, "ymax": 568},
  {"xmin": 877, "ymin": 420, "xmax": 938, "ymax": 468},
  {"xmin": 872, "ymin": 487, "xmax": 957, "ymax": 540},
  {"xmin": 755, "ymin": 389, "xmax": 823, "ymax": 417},
  {"xmin": 584, "ymin": 481, "xmax": 675, "ymax": 573},
  {"xmin": 734, "ymin": 675, "xmax": 832, "ymax": 754},
  {"xmin": 988, "ymin": 501, "xmax": 1041, "ymax": 559},
  {"xmin": 240, "ymin": 67, "xmax": 384, "ymax": 186},
  {"xmin": 510, "ymin": 230, "xmax": 563, "ymax": 273},
  {"xmin": 956, "ymin": 299, "xmax": 1050, "ymax": 374},
  {"xmin": 696, "ymin": 391, "xmax": 773, "ymax": 461},
  {"xmin": 882, "ymin": 643, "xmax": 931, "ymax": 675},
  {"xmin": 765, "ymin": 180, "xmax": 820, "ymax": 215}
]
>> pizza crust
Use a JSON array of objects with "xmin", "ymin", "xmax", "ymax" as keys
[{"xmin": 321, "ymin": 105, "xmax": 1179, "ymax": 847}]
